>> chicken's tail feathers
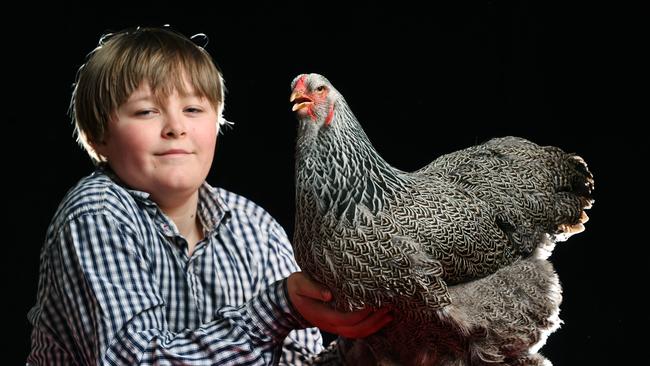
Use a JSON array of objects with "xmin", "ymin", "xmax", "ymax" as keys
[{"xmin": 550, "ymin": 153, "xmax": 595, "ymax": 242}]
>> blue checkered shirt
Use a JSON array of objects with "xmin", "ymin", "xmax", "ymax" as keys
[{"xmin": 26, "ymin": 167, "xmax": 323, "ymax": 365}]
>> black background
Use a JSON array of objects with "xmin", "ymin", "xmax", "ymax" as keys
[{"xmin": 6, "ymin": 2, "xmax": 643, "ymax": 364}]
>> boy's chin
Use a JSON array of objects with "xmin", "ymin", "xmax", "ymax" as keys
[{"xmin": 149, "ymin": 175, "xmax": 205, "ymax": 200}]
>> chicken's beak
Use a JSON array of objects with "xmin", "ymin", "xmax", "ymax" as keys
[{"xmin": 290, "ymin": 91, "xmax": 313, "ymax": 112}]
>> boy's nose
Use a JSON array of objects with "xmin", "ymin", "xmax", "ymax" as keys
[{"xmin": 162, "ymin": 114, "xmax": 187, "ymax": 138}]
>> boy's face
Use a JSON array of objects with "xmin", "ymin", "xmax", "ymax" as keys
[{"xmin": 95, "ymin": 79, "xmax": 218, "ymax": 204}]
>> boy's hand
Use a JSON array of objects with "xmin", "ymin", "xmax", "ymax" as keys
[{"xmin": 287, "ymin": 272, "xmax": 393, "ymax": 339}]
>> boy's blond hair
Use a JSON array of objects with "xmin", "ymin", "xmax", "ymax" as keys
[{"xmin": 71, "ymin": 27, "xmax": 226, "ymax": 164}]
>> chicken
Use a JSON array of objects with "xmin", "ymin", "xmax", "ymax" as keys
[{"xmin": 289, "ymin": 73, "xmax": 594, "ymax": 365}]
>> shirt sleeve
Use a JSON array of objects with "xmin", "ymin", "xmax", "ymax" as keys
[
  {"xmin": 35, "ymin": 212, "xmax": 309, "ymax": 366},
  {"xmin": 263, "ymin": 219, "xmax": 325, "ymax": 366}
]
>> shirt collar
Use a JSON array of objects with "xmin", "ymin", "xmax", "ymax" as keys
[
  {"xmin": 197, "ymin": 182, "xmax": 231, "ymax": 234},
  {"xmin": 97, "ymin": 165, "xmax": 231, "ymax": 233}
]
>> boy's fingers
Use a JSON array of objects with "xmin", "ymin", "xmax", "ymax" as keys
[
  {"xmin": 295, "ymin": 298, "xmax": 368, "ymax": 326},
  {"xmin": 291, "ymin": 272, "xmax": 332, "ymax": 302},
  {"xmin": 287, "ymin": 272, "xmax": 392, "ymax": 338},
  {"xmin": 314, "ymin": 305, "xmax": 374, "ymax": 327},
  {"xmin": 313, "ymin": 306, "xmax": 391, "ymax": 335},
  {"xmin": 334, "ymin": 308, "xmax": 393, "ymax": 339}
]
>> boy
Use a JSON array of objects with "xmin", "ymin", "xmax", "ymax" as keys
[{"xmin": 26, "ymin": 26, "xmax": 391, "ymax": 365}]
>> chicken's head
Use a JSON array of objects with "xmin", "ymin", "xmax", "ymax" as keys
[{"xmin": 290, "ymin": 73, "xmax": 341, "ymax": 128}]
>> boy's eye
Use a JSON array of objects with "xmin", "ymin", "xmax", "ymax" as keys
[
  {"xmin": 185, "ymin": 107, "xmax": 203, "ymax": 113},
  {"xmin": 135, "ymin": 110, "xmax": 155, "ymax": 116}
]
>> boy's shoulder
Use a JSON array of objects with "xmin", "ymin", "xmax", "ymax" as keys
[
  {"xmin": 51, "ymin": 169, "xmax": 141, "ymax": 227},
  {"xmin": 208, "ymin": 186, "xmax": 280, "ymax": 231},
  {"xmin": 207, "ymin": 186, "xmax": 291, "ymax": 251}
]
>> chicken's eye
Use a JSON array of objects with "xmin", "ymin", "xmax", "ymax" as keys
[{"xmin": 316, "ymin": 85, "xmax": 326, "ymax": 92}]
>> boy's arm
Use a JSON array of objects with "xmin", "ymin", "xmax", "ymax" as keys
[
  {"xmin": 263, "ymin": 220, "xmax": 324, "ymax": 365},
  {"xmin": 34, "ymin": 213, "xmax": 309, "ymax": 366}
]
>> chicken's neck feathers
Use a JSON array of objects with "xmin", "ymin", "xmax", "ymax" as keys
[{"xmin": 296, "ymin": 100, "xmax": 410, "ymax": 223}]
